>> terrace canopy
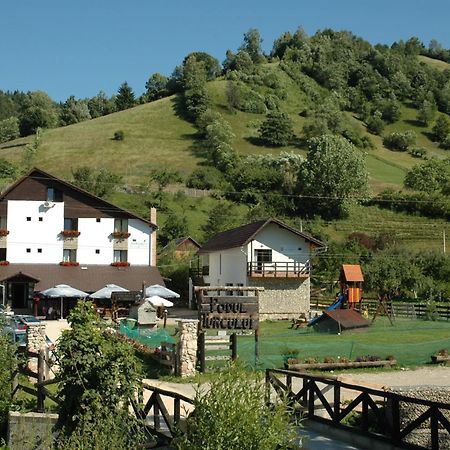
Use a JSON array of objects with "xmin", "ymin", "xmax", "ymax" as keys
[
  {"xmin": 40, "ymin": 284, "xmax": 88, "ymax": 320},
  {"xmin": 145, "ymin": 284, "xmax": 180, "ymax": 299}
]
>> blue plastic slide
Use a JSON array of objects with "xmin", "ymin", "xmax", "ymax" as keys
[{"xmin": 307, "ymin": 294, "xmax": 346, "ymax": 327}]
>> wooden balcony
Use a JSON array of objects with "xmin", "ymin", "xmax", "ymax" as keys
[{"xmin": 247, "ymin": 261, "xmax": 310, "ymax": 278}]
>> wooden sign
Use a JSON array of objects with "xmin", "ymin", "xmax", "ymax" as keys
[
  {"xmin": 111, "ymin": 291, "xmax": 142, "ymax": 303},
  {"xmin": 199, "ymin": 295, "xmax": 259, "ymax": 330}
]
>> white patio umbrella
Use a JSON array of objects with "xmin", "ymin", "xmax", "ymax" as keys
[
  {"xmin": 145, "ymin": 284, "xmax": 180, "ymax": 299},
  {"xmin": 146, "ymin": 295, "xmax": 174, "ymax": 308},
  {"xmin": 40, "ymin": 284, "xmax": 88, "ymax": 319},
  {"xmin": 90, "ymin": 284, "xmax": 129, "ymax": 299}
]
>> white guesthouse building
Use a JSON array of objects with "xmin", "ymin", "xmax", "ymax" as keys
[
  {"xmin": 191, "ymin": 218, "xmax": 326, "ymax": 320},
  {"xmin": 0, "ymin": 168, "xmax": 163, "ymax": 311}
]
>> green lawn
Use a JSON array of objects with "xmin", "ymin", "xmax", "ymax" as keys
[{"xmin": 231, "ymin": 318, "xmax": 450, "ymax": 370}]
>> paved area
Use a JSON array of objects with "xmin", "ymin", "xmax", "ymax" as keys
[{"xmin": 42, "ymin": 319, "xmax": 70, "ymax": 343}]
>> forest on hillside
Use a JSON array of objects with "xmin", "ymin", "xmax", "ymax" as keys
[{"xmin": 1, "ymin": 27, "xmax": 450, "ymax": 300}]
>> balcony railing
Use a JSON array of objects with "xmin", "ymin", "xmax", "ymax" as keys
[
  {"xmin": 189, "ymin": 266, "xmax": 210, "ymax": 278},
  {"xmin": 247, "ymin": 261, "xmax": 310, "ymax": 278}
]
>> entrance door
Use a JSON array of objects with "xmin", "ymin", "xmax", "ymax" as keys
[{"xmin": 10, "ymin": 282, "xmax": 28, "ymax": 309}]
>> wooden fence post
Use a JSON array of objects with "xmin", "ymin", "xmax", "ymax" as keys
[
  {"xmin": 231, "ymin": 333, "xmax": 237, "ymax": 361},
  {"xmin": 198, "ymin": 331, "xmax": 205, "ymax": 373},
  {"xmin": 37, "ymin": 349, "xmax": 45, "ymax": 412}
]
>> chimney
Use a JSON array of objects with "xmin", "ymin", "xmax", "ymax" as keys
[{"xmin": 150, "ymin": 208, "xmax": 157, "ymax": 266}]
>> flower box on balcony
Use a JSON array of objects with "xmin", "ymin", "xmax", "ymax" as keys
[
  {"xmin": 111, "ymin": 261, "xmax": 130, "ymax": 267},
  {"xmin": 0, "ymin": 229, "xmax": 9, "ymax": 237},
  {"xmin": 112, "ymin": 231, "xmax": 131, "ymax": 239},
  {"xmin": 60, "ymin": 261, "xmax": 80, "ymax": 267},
  {"xmin": 61, "ymin": 230, "xmax": 81, "ymax": 238},
  {"xmin": 0, "ymin": 261, "xmax": 10, "ymax": 266}
]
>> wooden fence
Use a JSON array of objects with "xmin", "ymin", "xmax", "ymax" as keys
[
  {"xmin": 198, "ymin": 332, "xmax": 237, "ymax": 373},
  {"xmin": 12, "ymin": 348, "xmax": 59, "ymax": 413},
  {"xmin": 156, "ymin": 341, "xmax": 177, "ymax": 374},
  {"xmin": 311, "ymin": 297, "xmax": 450, "ymax": 320},
  {"xmin": 131, "ymin": 383, "xmax": 194, "ymax": 446},
  {"xmin": 266, "ymin": 369, "xmax": 450, "ymax": 450}
]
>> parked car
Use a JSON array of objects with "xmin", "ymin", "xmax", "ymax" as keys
[
  {"xmin": 2, "ymin": 316, "xmax": 27, "ymax": 347},
  {"xmin": 2, "ymin": 315, "xmax": 53, "ymax": 350}
]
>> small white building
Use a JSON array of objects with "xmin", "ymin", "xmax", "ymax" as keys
[
  {"xmin": 191, "ymin": 218, "xmax": 326, "ymax": 320},
  {"xmin": 0, "ymin": 168, "xmax": 163, "ymax": 311}
]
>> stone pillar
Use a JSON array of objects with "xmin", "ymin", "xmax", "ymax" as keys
[
  {"xmin": 176, "ymin": 319, "xmax": 198, "ymax": 378},
  {"xmin": 26, "ymin": 323, "xmax": 47, "ymax": 375},
  {"xmin": 26, "ymin": 323, "xmax": 47, "ymax": 354}
]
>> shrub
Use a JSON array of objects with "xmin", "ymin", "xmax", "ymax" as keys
[
  {"xmin": 174, "ymin": 366, "xmax": 298, "ymax": 450},
  {"xmin": 408, "ymin": 147, "xmax": 428, "ymax": 159},
  {"xmin": 383, "ymin": 131, "xmax": 416, "ymax": 151},
  {"xmin": 0, "ymin": 117, "xmax": 20, "ymax": 143},
  {"xmin": 113, "ymin": 130, "xmax": 125, "ymax": 141}
]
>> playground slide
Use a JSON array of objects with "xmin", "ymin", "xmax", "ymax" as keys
[{"xmin": 307, "ymin": 294, "xmax": 345, "ymax": 327}]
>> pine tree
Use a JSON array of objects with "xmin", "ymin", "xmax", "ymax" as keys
[{"xmin": 115, "ymin": 82, "xmax": 135, "ymax": 111}]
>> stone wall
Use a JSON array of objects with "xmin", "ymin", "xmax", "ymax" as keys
[
  {"xmin": 8, "ymin": 411, "xmax": 58, "ymax": 450},
  {"xmin": 26, "ymin": 323, "xmax": 47, "ymax": 354},
  {"xmin": 388, "ymin": 386, "xmax": 450, "ymax": 448},
  {"xmin": 176, "ymin": 320, "xmax": 198, "ymax": 378},
  {"xmin": 249, "ymin": 277, "xmax": 310, "ymax": 320}
]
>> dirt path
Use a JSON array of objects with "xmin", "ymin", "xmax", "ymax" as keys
[{"xmin": 339, "ymin": 366, "xmax": 450, "ymax": 389}]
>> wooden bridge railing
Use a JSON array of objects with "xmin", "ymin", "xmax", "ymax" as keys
[
  {"xmin": 131, "ymin": 383, "xmax": 195, "ymax": 444},
  {"xmin": 266, "ymin": 368, "xmax": 450, "ymax": 450}
]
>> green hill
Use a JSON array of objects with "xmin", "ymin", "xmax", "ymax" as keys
[{"xmin": 1, "ymin": 63, "xmax": 448, "ymax": 192}]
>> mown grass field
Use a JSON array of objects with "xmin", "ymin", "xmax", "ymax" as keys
[{"xmin": 214, "ymin": 317, "xmax": 450, "ymax": 370}]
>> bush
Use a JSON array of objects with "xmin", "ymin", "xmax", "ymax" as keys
[
  {"xmin": 408, "ymin": 147, "xmax": 428, "ymax": 159},
  {"xmin": 0, "ymin": 117, "xmax": 20, "ymax": 143},
  {"xmin": 383, "ymin": 131, "xmax": 416, "ymax": 151},
  {"xmin": 174, "ymin": 366, "xmax": 298, "ymax": 450},
  {"xmin": 0, "ymin": 327, "xmax": 17, "ymax": 437},
  {"xmin": 113, "ymin": 130, "xmax": 125, "ymax": 141}
]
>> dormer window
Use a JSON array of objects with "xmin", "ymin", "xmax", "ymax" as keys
[{"xmin": 47, "ymin": 187, "xmax": 63, "ymax": 202}]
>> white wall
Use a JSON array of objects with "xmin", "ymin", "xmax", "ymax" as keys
[
  {"xmin": 77, "ymin": 218, "xmax": 114, "ymax": 264},
  {"xmin": 7, "ymin": 200, "xmax": 64, "ymax": 264},
  {"xmin": 247, "ymin": 223, "xmax": 311, "ymax": 266},
  {"xmin": 204, "ymin": 247, "xmax": 247, "ymax": 286},
  {"xmin": 128, "ymin": 219, "xmax": 151, "ymax": 266}
]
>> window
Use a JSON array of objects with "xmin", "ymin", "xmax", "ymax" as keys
[
  {"xmin": 95, "ymin": 249, "xmax": 100, "ymax": 254},
  {"xmin": 26, "ymin": 248, "xmax": 31, "ymax": 253},
  {"xmin": 226, "ymin": 283, "xmax": 234, "ymax": 296},
  {"xmin": 0, "ymin": 248, "xmax": 6, "ymax": 261},
  {"xmin": 47, "ymin": 187, "xmax": 62, "ymax": 202},
  {"xmin": 237, "ymin": 283, "xmax": 244, "ymax": 296},
  {"xmin": 255, "ymin": 249, "xmax": 272, "ymax": 262},
  {"xmin": 96, "ymin": 218, "xmax": 101, "ymax": 223},
  {"xmin": 37, "ymin": 248, "xmax": 42, "ymax": 253},
  {"xmin": 114, "ymin": 218, "xmax": 128, "ymax": 233},
  {"xmin": 255, "ymin": 249, "xmax": 272, "ymax": 272},
  {"xmin": 113, "ymin": 250, "xmax": 127, "ymax": 263},
  {"xmin": 38, "ymin": 217, "xmax": 43, "ymax": 222},
  {"xmin": 63, "ymin": 249, "xmax": 77, "ymax": 262},
  {"xmin": 64, "ymin": 218, "xmax": 78, "ymax": 231},
  {"xmin": 26, "ymin": 217, "xmax": 31, "ymax": 222}
]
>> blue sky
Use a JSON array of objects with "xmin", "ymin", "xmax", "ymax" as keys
[{"xmin": 1, "ymin": 0, "xmax": 449, "ymax": 101}]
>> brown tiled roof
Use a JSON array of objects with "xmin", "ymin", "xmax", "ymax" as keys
[
  {"xmin": 321, "ymin": 309, "xmax": 370, "ymax": 329},
  {"xmin": 0, "ymin": 168, "xmax": 157, "ymax": 228},
  {"xmin": 0, "ymin": 264, "xmax": 164, "ymax": 292},
  {"xmin": 198, "ymin": 218, "xmax": 325, "ymax": 253},
  {"xmin": 342, "ymin": 264, "xmax": 364, "ymax": 282}
]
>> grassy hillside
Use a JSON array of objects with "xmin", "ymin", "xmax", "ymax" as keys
[{"xmin": 2, "ymin": 63, "xmax": 448, "ymax": 193}]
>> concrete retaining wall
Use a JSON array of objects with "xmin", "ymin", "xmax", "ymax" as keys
[{"xmin": 8, "ymin": 411, "xmax": 58, "ymax": 450}]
